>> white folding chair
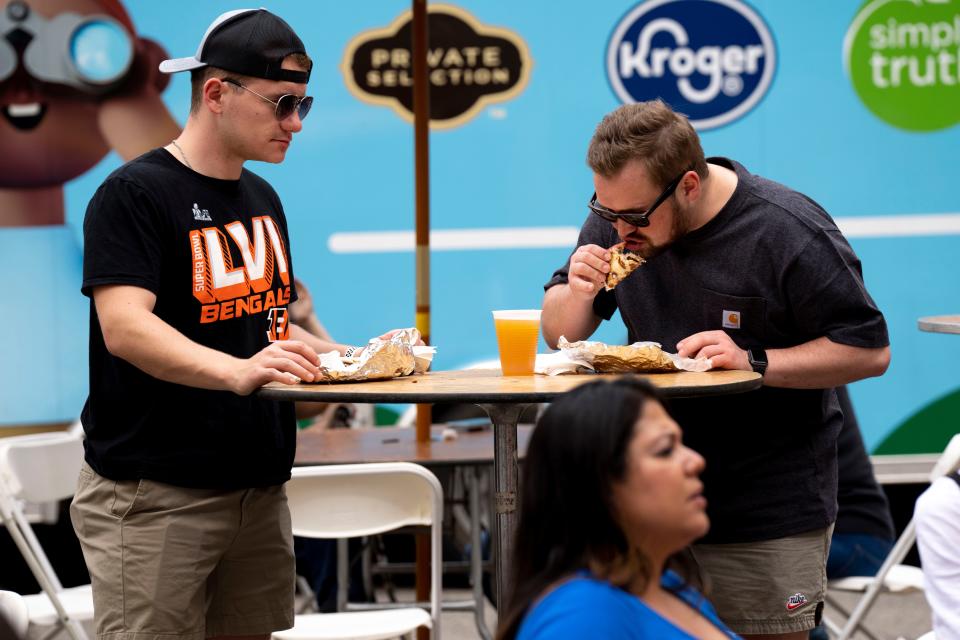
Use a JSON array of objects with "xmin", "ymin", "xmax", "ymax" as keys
[
  {"xmin": 274, "ymin": 462, "xmax": 443, "ymax": 640},
  {"xmin": 827, "ymin": 434, "xmax": 960, "ymax": 640},
  {"xmin": 0, "ymin": 432, "xmax": 92, "ymax": 640},
  {"xmin": 0, "ymin": 590, "xmax": 29, "ymax": 638}
]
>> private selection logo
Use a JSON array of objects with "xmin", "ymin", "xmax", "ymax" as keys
[
  {"xmin": 606, "ymin": 0, "xmax": 777, "ymax": 131},
  {"xmin": 342, "ymin": 4, "xmax": 532, "ymax": 129}
]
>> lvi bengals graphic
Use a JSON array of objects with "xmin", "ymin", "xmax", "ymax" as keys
[
  {"xmin": 342, "ymin": 4, "xmax": 532, "ymax": 129},
  {"xmin": 190, "ymin": 216, "xmax": 292, "ymax": 324}
]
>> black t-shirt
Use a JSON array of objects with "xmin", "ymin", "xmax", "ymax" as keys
[
  {"xmin": 834, "ymin": 386, "xmax": 895, "ymax": 540},
  {"xmin": 81, "ymin": 148, "xmax": 298, "ymax": 489},
  {"xmin": 545, "ymin": 158, "xmax": 889, "ymax": 543}
]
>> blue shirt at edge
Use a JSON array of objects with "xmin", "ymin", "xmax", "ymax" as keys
[{"xmin": 516, "ymin": 570, "xmax": 739, "ymax": 639}]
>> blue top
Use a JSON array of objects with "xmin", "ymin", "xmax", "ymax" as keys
[{"xmin": 516, "ymin": 570, "xmax": 739, "ymax": 639}]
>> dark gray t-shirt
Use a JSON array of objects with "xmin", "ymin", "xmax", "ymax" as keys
[{"xmin": 545, "ymin": 158, "xmax": 889, "ymax": 543}]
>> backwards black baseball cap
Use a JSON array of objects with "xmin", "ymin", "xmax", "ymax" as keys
[{"xmin": 159, "ymin": 8, "xmax": 310, "ymax": 84}]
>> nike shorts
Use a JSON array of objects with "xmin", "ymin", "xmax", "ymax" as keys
[{"xmin": 690, "ymin": 524, "xmax": 833, "ymax": 635}]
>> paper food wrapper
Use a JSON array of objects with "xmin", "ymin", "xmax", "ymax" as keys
[
  {"xmin": 533, "ymin": 336, "xmax": 713, "ymax": 376},
  {"xmin": 310, "ymin": 328, "xmax": 436, "ymax": 383},
  {"xmin": 535, "ymin": 351, "xmax": 594, "ymax": 376}
]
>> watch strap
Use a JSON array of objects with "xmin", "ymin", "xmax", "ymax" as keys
[{"xmin": 747, "ymin": 347, "xmax": 768, "ymax": 375}]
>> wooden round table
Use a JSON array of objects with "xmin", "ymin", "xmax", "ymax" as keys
[
  {"xmin": 260, "ymin": 367, "xmax": 762, "ymax": 605},
  {"xmin": 918, "ymin": 315, "xmax": 960, "ymax": 335}
]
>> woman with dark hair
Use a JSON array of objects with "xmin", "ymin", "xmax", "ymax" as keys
[{"xmin": 497, "ymin": 377, "xmax": 738, "ymax": 639}]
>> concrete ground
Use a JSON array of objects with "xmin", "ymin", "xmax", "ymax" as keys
[
  {"xmin": 820, "ymin": 590, "xmax": 933, "ymax": 640},
  {"xmin": 32, "ymin": 586, "xmax": 932, "ymax": 640}
]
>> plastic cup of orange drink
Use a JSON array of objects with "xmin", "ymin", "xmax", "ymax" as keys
[{"xmin": 492, "ymin": 310, "xmax": 541, "ymax": 376}]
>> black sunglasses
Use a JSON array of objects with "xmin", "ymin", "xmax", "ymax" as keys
[
  {"xmin": 222, "ymin": 78, "xmax": 313, "ymax": 121},
  {"xmin": 588, "ymin": 166, "xmax": 692, "ymax": 228}
]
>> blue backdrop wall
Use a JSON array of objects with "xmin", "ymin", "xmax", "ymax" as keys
[{"xmin": 3, "ymin": 0, "xmax": 958, "ymax": 453}]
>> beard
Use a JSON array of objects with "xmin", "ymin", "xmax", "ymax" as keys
[{"xmin": 623, "ymin": 199, "xmax": 693, "ymax": 260}]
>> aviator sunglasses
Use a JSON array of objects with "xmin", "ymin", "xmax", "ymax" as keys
[
  {"xmin": 588, "ymin": 166, "xmax": 693, "ymax": 228},
  {"xmin": 222, "ymin": 78, "xmax": 313, "ymax": 121}
]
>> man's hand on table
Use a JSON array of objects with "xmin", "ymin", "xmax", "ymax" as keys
[
  {"xmin": 232, "ymin": 340, "xmax": 321, "ymax": 395},
  {"xmin": 677, "ymin": 330, "xmax": 751, "ymax": 371}
]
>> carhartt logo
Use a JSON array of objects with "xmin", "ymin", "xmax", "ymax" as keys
[
  {"xmin": 722, "ymin": 310, "xmax": 741, "ymax": 329},
  {"xmin": 786, "ymin": 593, "xmax": 808, "ymax": 611},
  {"xmin": 192, "ymin": 203, "xmax": 212, "ymax": 222}
]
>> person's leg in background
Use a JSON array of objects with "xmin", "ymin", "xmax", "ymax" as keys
[
  {"xmin": 295, "ymin": 537, "xmax": 367, "ymax": 612},
  {"xmin": 809, "ymin": 386, "xmax": 896, "ymax": 640},
  {"xmin": 808, "ymin": 532, "xmax": 894, "ymax": 640},
  {"xmin": 826, "ymin": 533, "xmax": 894, "ymax": 579}
]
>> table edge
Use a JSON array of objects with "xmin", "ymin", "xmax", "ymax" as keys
[
  {"xmin": 259, "ymin": 374, "xmax": 762, "ymax": 403},
  {"xmin": 918, "ymin": 316, "xmax": 960, "ymax": 334}
]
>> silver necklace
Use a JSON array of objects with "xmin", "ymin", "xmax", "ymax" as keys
[{"xmin": 171, "ymin": 139, "xmax": 193, "ymax": 170}]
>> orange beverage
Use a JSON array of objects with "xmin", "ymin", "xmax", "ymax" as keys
[{"xmin": 492, "ymin": 310, "xmax": 541, "ymax": 376}]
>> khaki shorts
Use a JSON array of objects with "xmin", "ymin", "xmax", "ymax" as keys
[
  {"xmin": 690, "ymin": 525, "xmax": 833, "ymax": 636},
  {"xmin": 70, "ymin": 462, "xmax": 295, "ymax": 640}
]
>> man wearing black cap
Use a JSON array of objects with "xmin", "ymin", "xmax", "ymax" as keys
[{"xmin": 69, "ymin": 9, "xmax": 365, "ymax": 640}]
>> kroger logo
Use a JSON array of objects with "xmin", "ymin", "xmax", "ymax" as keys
[{"xmin": 607, "ymin": 0, "xmax": 777, "ymax": 130}]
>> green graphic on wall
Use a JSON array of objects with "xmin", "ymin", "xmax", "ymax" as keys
[
  {"xmin": 844, "ymin": 0, "xmax": 960, "ymax": 131},
  {"xmin": 875, "ymin": 387, "xmax": 960, "ymax": 454}
]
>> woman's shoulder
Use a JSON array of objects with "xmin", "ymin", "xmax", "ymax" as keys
[
  {"xmin": 516, "ymin": 576, "xmax": 642, "ymax": 640},
  {"xmin": 517, "ymin": 574, "xmax": 692, "ymax": 640}
]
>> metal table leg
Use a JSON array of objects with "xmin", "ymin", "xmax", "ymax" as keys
[
  {"xmin": 467, "ymin": 467, "xmax": 492, "ymax": 640},
  {"xmin": 477, "ymin": 403, "xmax": 529, "ymax": 610}
]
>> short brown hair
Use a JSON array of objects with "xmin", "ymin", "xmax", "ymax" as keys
[
  {"xmin": 189, "ymin": 66, "xmax": 224, "ymax": 113},
  {"xmin": 586, "ymin": 100, "xmax": 708, "ymax": 187},
  {"xmin": 188, "ymin": 53, "xmax": 313, "ymax": 114}
]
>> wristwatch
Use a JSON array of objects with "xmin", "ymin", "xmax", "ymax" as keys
[{"xmin": 747, "ymin": 348, "xmax": 768, "ymax": 375}]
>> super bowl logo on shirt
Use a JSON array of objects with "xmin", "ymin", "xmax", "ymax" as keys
[
  {"xmin": 607, "ymin": 0, "xmax": 777, "ymax": 131},
  {"xmin": 189, "ymin": 216, "xmax": 292, "ymax": 327}
]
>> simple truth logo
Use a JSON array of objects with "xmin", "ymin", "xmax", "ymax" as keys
[{"xmin": 844, "ymin": 0, "xmax": 960, "ymax": 131}]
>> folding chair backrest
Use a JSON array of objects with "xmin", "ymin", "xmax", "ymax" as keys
[
  {"xmin": 0, "ymin": 433, "xmax": 91, "ymax": 640},
  {"xmin": 286, "ymin": 462, "xmax": 444, "ymax": 638},
  {"xmin": 287, "ymin": 462, "xmax": 442, "ymax": 539},
  {"xmin": 832, "ymin": 432, "xmax": 960, "ymax": 640},
  {"xmin": 0, "ymin": 590, "xmax": 29, "ymax": 638},
  {"xmin": 0, "ymin": 432, "xmax": 84, "ymax": 503},
  {"xmin": 929, "ymin": 433, "xmax": 960, "ymax": 481}
]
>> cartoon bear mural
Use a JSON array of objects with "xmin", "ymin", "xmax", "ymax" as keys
[{"xmin": 0, "ymin": 0, "xmax": 180, "ymax": 430}]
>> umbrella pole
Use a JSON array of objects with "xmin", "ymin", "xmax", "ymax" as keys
[
  {"xmin": 413, "ymin": 0, "xmax": 431, "ymax": 444},
  {"xmin": 412, "ymin": 3, "xmax": 433, "ymax": 638}
]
